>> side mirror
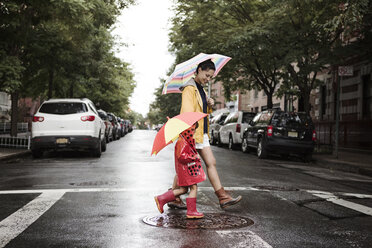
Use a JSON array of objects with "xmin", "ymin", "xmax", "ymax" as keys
[{"xmin": 249, "ymin": 120, "xmax": 253, "ymax": 126}]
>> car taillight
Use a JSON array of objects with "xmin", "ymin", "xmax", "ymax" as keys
[
  {"xmin": 236, "ymin": 124, "xmax": 241, "ymax": 133},
  {"xmin": 104, "ymin": 122, "xmax": 108, "ymax": 128},
  {"xmin": 32, "ymin": 116, "xmax": 44, "ymax": 122},
  {"xmin": 312, "ymin": 130, "xmax": 317, "ymax": 141},
  {"xmin": 81, "ymin": 115, "xmax": 95, "ymax": 121},
  {"xmin": 267, "ymin": 125, "xmax": 273, "ymax": 137}
]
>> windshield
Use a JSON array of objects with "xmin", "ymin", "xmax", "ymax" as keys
[{"xmin": 39, "ymin": 102, "xmax": 88, "ymax": 115}]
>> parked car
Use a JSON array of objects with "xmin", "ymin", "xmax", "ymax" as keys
[
  {"xmin": 31, "ymin": 98, "xmax": 106, "ymax": 158},
  {"xmin": 97, "ymin": 109, "xmax": 113, "ymax": 143},
  {"xmin": 241, "ymin": 109, "xmax": 316, "ymax": 161},
  {"xmin": 127, "ymin": 120, "xmax": 133, "ymax": 133},
  {"xmin": 209, "ymin": 112, "xmax": 228, "ymax": 145},
  {"xmin": 117, "ymin": 117, "xmax": 126, "ymax": 137},
  {"xmin": 218, "ymin": 111, "xmax": 256, "ymax": 149},
  {"xmin": 107, "ymin": 112, "xmax": 121, "ymax": 140}
]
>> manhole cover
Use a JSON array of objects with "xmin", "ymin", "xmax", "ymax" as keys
[
  {"xmin": 69, "ymin": 181, "xmax": 117, "ymax": 186},
  {"xmin": 142, "ymin": 213, "xmax": 254, "ymax": 229}
]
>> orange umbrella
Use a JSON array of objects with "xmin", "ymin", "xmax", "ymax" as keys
[{"xmin": 151, "ymin": 112, "xmax": 208, "ymax": 155}]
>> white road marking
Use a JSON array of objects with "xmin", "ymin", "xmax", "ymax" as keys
[
  {"xmin": 0, "ymin": 191, "xmax": 65, "ymax": 248},
  {"xmin": 217, "ymin": 230, "xmax": 273, "ymax": 248},
  {"xmin": 307, "ymin": 190, "xmax": 372, "ymax": 216}
]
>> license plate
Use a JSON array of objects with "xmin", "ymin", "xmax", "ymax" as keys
[
  {"xmin": 288, "ymin": 131, "xmax": 298, "ymax": 137},
  {"xmin": 56, "ymin": 138, "xmax": 69, "ymax": 144}
]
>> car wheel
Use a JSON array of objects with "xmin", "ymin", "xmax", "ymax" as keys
[
  {"xmin": 241, "ymin": 137, "xmax": 249, "ymax": 153},
  {"xmin": 93, "ymin": 138, "xmax": 102, "ymax": 158},
  {"xmin": 101, "ymin": 137, "xmax": 107, "ymax": 152},
  {"xmin": 228, "ymin": 136, "xmax": 234, "ymax": 150},
  {"xmin": 210, "ymin": 132, "xmax": 215, "ymax": 145},
  {"xmin": 257, "ymin": 138, "xmax": 267, "ymax": 159},
  {"xmin": 217, "ymin": 134, "xmax": 223, "ymax": 147},
  {"xmin": 31, "ymin": 149, "xmax": 43, "ymax": 158},
  {"xmin": 303, "ymin": 153, "xmax": 312, "ymax": 163}
]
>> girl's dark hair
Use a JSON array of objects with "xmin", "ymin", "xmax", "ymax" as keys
[{"xmin": 195, "ymin": 59, "xmax": 216, "ymax": 74}]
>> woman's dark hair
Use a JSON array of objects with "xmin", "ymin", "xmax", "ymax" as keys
[{"xmin": 195, "ymin": 59, "xmax": 216, "ymax": 74}]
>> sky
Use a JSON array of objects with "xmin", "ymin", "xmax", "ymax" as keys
[{"xmin": 112, "ymin": 0, "xmax": 175, "ymax": 116}]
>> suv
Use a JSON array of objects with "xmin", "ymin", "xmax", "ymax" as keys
[
  {"xmin": 218, "ymin": 111, "xmax": 256, "ymax": 149},
  {"xmin": 31, "ymin": 98, "xmax": 106, "ymax": 158},
  {"xmin": 209, "ymin": 112, "xmax": 228, "ymax": 145},
  {"xmin": 97, "ymin": 109, "xmax": 113, "ymax": 143},
  {"xmin": 241, "ymin": 110, "xmax": 316, "ymax": 161}
]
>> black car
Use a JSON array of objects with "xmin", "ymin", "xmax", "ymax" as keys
[{"xmin": 241, "ymin": 109, "xmax": 316, "ymax": 161}]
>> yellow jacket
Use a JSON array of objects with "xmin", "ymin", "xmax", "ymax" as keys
[{"xmin": 180, "ymin": 78, "xmax": 212, "ymax": 144}]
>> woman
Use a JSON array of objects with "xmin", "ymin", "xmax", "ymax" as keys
[{"xmin": 168, "ymin": 59, "xmax": 242, "ymax": 209}]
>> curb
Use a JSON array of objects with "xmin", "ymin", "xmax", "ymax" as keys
[
  {"xmin": 313, "ymin": 156, "xmax": 372, "ymax": 177},
  {"xmin": 0, "ymin": 150, "xmax": 31, "ymax": 162}
]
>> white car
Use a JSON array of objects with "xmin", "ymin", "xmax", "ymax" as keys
[
  {"xmin": 209, "ymin": 112, "xmax": 228, "ymax": 145},
  {"xmin": 31, "ymin": 98, "xmax": 106, "ymax": 158},
  {"xmin": 218, "ymin": 111, "xmax": 256, "ymax": 149}
]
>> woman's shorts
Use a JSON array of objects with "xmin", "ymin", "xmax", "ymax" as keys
[{"xmin": 195, "ymin": 134, "xmax": 210, "ymax": 150}]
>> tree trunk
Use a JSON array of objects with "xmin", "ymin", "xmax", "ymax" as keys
[
  {"xmin": 10, "ymin": 92, "xmax": 19, "ymax": 137},
  {"xmin": 266, "ymin": 92, "xmax": 273, "ymax": 109},
  {"xmin": 48, "ymin": 68, "xmax": 54, "ymax": 99},
  {"xmin": 303, "ymin": 89, "xmax": 311, "ymax": 114},
  {"xmin": 69, "ymin": 82, "xmax": 74, "ymax": 98}
]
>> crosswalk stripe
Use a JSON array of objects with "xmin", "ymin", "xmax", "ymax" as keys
[
  {"xmin": 216, "ymin": 230, "xmax": 273, "ymax": 248},
  {"xmin": 309, "ymin": 191, "xmax": 372, "ymax": 216},
  {"xmin": 0, "ymin": 191, "xmax": 65, "ymax": 248}
]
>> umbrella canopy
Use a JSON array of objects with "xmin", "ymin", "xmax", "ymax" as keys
[
  {"xmin": 151, "ymin": 112, "xmax": 208, "ymax": 156},
  {"xmin": 162, "ymin": 53, "xmax": 231, "ymax": 94}
]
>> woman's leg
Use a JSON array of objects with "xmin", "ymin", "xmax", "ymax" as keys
[
  {"xmin": 197, "ymin": 146, "xmax": 222, "ymax": 191},
  {"xmin": 197, "ymin": 146, "xmax": 242, "ymax": 208}
]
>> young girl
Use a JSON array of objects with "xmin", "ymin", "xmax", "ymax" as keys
[{"xmin": 155, "ymin": 122, "xmax": 206, "ymax": 219}]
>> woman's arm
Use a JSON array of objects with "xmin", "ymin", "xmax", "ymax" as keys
[{"xmin": 180, "ymin": 86, "xmax": 195, "ymax": 113}]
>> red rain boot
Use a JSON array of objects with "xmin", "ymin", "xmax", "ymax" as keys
[
  {"xmin": 186, "ymin": 197, "xmax": 204, "ymax": 219},
  {"xmin": 154, "ymin": 190, "xmax": 176, "ymax": 213}
]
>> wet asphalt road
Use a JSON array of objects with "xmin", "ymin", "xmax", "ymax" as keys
[{"xmin": 0, "ymin": 130, "xmax": 372, "ymax": 248}]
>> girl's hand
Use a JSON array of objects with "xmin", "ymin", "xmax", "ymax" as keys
[{"xmin": 207, "ymin": 98, "xmax": 214, "ymax": 107}]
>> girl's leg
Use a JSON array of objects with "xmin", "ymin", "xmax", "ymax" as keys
[
  {"xmin": 173, "ymin": 186, "xmax": 188, "ymax": 197},
  {"xmin": 188, "ymin": 184, "xmax": 197, "ymax": 198},
  {"xmin": 167, "ymin": 175, "xmax": 187, "ymax": 209},
  {"xmin": 197, "ymin": 146, "xmax": 242, "ymax": 209},
  {"xmin": 186, "ymin": 184, "xmax": 203, "ymax": 218}
]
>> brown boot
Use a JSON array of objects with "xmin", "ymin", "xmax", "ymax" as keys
[
  {"xmin": 215, "ymin": 187, "xmax": 242, "ymax": 209},
  {"xmin": 167, "ymin": 196, "xmax": 187, "ymax": 209}
]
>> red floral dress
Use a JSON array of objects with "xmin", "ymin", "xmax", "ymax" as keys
[{"xmin": 175, "ymin": 128, "xmax": 206, "ymax": 186}]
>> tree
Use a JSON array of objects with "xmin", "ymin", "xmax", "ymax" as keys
[
  {"xmin": 1, "ymin": 0, "xmax": 136, "ymax": 135},
  {"xmin": 147, "ymin": 83, "xmax": 181, "ymax": 125}
]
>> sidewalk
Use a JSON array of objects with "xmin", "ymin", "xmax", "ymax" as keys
[
  {"xmin": 0, "ymin": 148, "xmax": 31, "ymax": 162},
  {"xmin": 313, "ymin": 148, "xmax": 372, "ymax": 177}
]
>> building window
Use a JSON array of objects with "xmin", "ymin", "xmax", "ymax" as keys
[
  {"xmin": 342, "ymin": 84, "xmax": 358, "ymax": 93},
  {"xmin": 362, "ymin": 74, "xmax": 372, "ymax": 119}
]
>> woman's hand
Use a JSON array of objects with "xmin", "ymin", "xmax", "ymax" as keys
[{"xmin": 207, "ymin": 98, "xmax": 214, "ymax": 107}]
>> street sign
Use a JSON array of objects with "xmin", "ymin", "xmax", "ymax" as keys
[{"xmin": 338, "ymin": 66, "xmax": 353, "ymax": 76}]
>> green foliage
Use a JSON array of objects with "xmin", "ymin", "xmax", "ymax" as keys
[
  {"xmin": 147, "ymin": 83, "xmax": 181, "ymax": 125},
  {"xmin": 0, "ymin": 0, "xmax": 136, "ymax": 118}
]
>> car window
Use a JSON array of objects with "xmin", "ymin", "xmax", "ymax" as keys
[
  {"xmin": 88, "ymin": 103, "xmax": 98, "ymax": 115},
  {"xmin": 242, "ymin": 113, "xmax": 256, "ymax": 123},
  {"xmin": 219, "ymin": 114, "xmax": 228, "ymax": 124},
  {"xmin": 250, "ymin": 113, "xmax": 261, "ymax": 125},
  {"xmin": 258, "ymin": 112, "xmax": 273, "ymax": 125},
  {"xmin": 271, "ymin": 112, "xmax": 313, "ymax": 128},
  {"xmin": 39, "ymin": 102, "xmax": 88, "ymax": 115},
  {"xmin": 225, "ymin": 112, "xmax": 238, "ymax": 124}
]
